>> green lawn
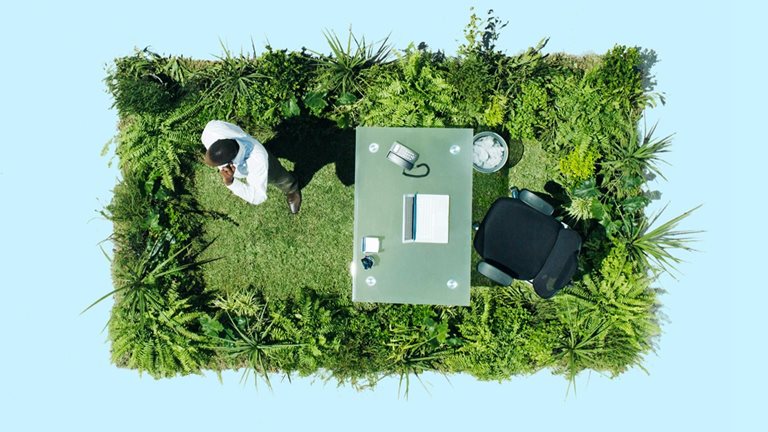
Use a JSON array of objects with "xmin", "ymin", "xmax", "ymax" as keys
[{"xmin": 195, "ymin": 160, "xmax": 354, "ymax": 300}]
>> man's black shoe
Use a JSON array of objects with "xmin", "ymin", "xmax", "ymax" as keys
[{"xmin": 287, "ymin": 190, "xmax": 302, "ymax": 214}]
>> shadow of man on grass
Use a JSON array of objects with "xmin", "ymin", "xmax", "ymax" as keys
[{"xmin": 264, "ymin": 115, "xmax": 355, "ymax": 189}]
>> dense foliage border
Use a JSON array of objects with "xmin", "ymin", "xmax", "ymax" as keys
[{"xmin": 97, "ymin": 10, "xmax": 696, "ymax": 392}]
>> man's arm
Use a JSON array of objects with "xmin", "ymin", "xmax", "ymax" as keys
[{"xmin": 225, "ymin": 153, "xmax": 269, "ymax": 205}]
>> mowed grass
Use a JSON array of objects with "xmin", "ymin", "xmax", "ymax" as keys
[
  {"xmin": 194, "ymin": 138, "xmax": 550, "ymax": 299},
  {"xmin": 508, "ymin": 139, "xmax": 557, "ymax": 193},
  {"xmin": 194, "ymin": 160, "xmax": 355, "ymax": 300}
]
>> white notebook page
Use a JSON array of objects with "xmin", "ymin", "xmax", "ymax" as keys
[{"xmin": 414, "ymin": 194, "xmax": 449, "ymax": 244}]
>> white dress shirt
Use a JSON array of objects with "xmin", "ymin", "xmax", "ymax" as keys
[{"xmin": 201, "ymin": 120, "xmax": 270, "ymax": 205}]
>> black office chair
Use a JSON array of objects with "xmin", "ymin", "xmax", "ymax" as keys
[{"xmin": 473, "ymin": 188, "xmax": 582, "ymax": 298}]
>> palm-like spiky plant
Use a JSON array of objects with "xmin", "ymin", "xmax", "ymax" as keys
[
  {"xmin": 618, "ymin": 204, "xmax": 702, "ymax": 276},
  {"xmin": 200, "ymin": 43, "xmax": 266, "ymax": 117},
  {"xmin": 386, "ymin": 310, "xmax": 454, "ymax": 399},
  {"xmin": 552, "ymin": 301, "xmax": 611, "ymax": 393},
  {"xmin": 82, "ymin": 235, "xmax": 220, "ymax": 318},
  {"xmin": 311, "ymin": 28, "xmax": 392, "ymax": 96},
  {"xmin": 212, "ymin": 287, "xmax": 263, "ymax": 319},
  {"xmin": 161, "ymin": 55, "xmax": 193, "ymax": 86},
  {"xmin": 601, "ymin": 121, "xmax": 673, "ymax": 198},
  {"xmin": 566, "ymin": 196, "xmax": 596, "ymax": 222},
  {"xmin": 391, "ymin": 350, "xmax": 451, "ymax": 399},
  {"xmin": 217, "ymin": 306, "xmax": 302, "ymax": 390}
]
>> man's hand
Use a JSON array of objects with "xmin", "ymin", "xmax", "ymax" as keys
[{"xmin": 220, "ymin": 164, "xmax": 235, "ymax": 186}]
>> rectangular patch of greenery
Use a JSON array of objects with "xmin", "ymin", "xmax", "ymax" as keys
[{"xmin": 95, "ymin": 10, "xmax": 697, "ymax": 391}]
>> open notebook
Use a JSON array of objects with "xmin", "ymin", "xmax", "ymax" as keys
[{"xmin": 402, "ymin": 194, "xmax": 450, "ymax": 244}]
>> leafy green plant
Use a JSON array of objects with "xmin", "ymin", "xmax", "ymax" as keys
[
  {"xmin": 458, "ymin": 7, "xmax": 508, "ymax": 57},
  {"xmin": 385, "ymin": 306, "xmax": 458, "ymax": 398},
  {"xmin": 247, "ymin": 47, "xmax": 314, "ymax": 127},
  {"xmin": 553, "ymin": 246, "xmax": 660, "ymax": 389},
  {"xmin": 161, "ymin": 55, "xmax": 193, "ymax": 86},
  {"xmin": 212, "ymin": 287, "xmax": 263, "ymax": 319},
  {"xmin": 199, "ymin": 314, "xmax": 227, "ymax": 339},
  {"xmin": 302, "ymin": 90, "xmax": 328, "ymax": 115},
  {"xmin": 558, "ymin": 137, "xmax": 601, "ymax": 185},
  {"xmin": 101, "ymin": 171, "xmax": 156, "ymax": 255},
  {"xmin": 102, "ymin": 170, "xmax": 207, "ymax": 259},
  {"xmin": 109, "ymin": 290, "xmax": 210, "ymax": 378},
  {"xmin": 568, "ymin": 178, "xmax": 623, "ymax": 237},
  {"xmin": 113, "ymin": 107, "xmax": 201, "ymax": 191},
  {"xmin": 482, "ymin": 94, "xmax": 508, "ymax": 127},
  {"xmin": 566, "ymin": 196, "xmax": 596, "ymax": 222},
  {"xmin": 262, "ymin": 292, "xmax": 350, "ymax": 376},
  {"xmin": 451, "ymin": 9, "xmax": 528, "ymax": 127},
  {"xmin": 359, "ymin": 45, "xmax": 456, "ymax": 127},
  {"xmin": 585, "ymin": 45, "xmax": 646, "ymax": 112},
  {"xmin": 106, "ymin": 48, "xmax": 180, "ymax": 115},
  {"xmin": 499, "ymin": 37, "xmax": 552, "ymax": 97},
  {"xmin": 553, "ymin": 304, "xmax": 648, "ymax": 392},
  {"xmin": 506, "ymin": 80, "xmax": 550, "ymax": 140},
  {"xmin": 448, "ymin": 287, "xmax": 559, "ymax": 380},
  {"xmin": 565, "ymin": 245, "xmax": 660, "ymax": 350},
  {"xmin": 446, "ymin": 54, "xmax": 492, "ymax": 126},
  {"xmin": 547, "ymin": 71, "xmax": 632, "ymax": 159}
]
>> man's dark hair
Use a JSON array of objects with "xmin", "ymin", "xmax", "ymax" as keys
[{"xmin": 207, "ymin": 139, "xmax": 239, "ymax": 165}]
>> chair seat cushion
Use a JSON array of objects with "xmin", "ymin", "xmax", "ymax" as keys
[{"xmin": 474, "ymin": 198, "xmax": 561, "ymax": 280}]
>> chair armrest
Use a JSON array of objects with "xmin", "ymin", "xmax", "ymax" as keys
[
  {"xmin": 477, "ymin": 260, "xmax": 514, "ymax": 286},
  {"xmin": 532, "ymin": 229, "xmax": 582, "ymax": 298},
  {"xmin": 519, "ymin": 189, "xmax": 554, "ymax": 216}
]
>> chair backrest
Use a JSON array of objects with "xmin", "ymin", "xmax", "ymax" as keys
[{"xmin": 532, "ymin": 228, "xmax": 582, "ymax": 298}]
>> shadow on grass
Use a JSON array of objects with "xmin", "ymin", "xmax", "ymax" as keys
[
  {"xmin": 543, "ymin": 180, "xmax": 569, "ymax": 217},
  {"xmin": 506, "ymin": 137, "xmax": 524, "ymax": 169},
  {"xmin": 264, "ymin": 115, "xmax": 355, "ymax": 190}
]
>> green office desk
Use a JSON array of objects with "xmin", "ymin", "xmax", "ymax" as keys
[{"xmin": 352, "ymin": 127, "xmax": 473, "ymax": 306}]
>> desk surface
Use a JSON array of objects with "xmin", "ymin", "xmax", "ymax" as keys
[{"xmin": 352, "ymin": 127, "xmax": 473, "ymax": 306}]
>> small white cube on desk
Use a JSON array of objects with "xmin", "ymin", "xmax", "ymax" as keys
[{"xmin": 362, "ymin": 237, "xmax": 380, "ymax": 254}]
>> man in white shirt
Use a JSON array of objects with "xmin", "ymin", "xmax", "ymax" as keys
[{"xmin": 201, "ymin": 120, "xmax": 302, "ymax": 213}]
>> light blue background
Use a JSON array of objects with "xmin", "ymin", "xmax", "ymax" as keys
[{"xmin": 0, "ymin": 1, "xmax": 759, "ymax": 430}]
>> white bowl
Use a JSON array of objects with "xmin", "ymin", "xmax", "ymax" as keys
[{"xmin": 472, "ymin": 131, "xmax": 508, "ymax": 173}]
